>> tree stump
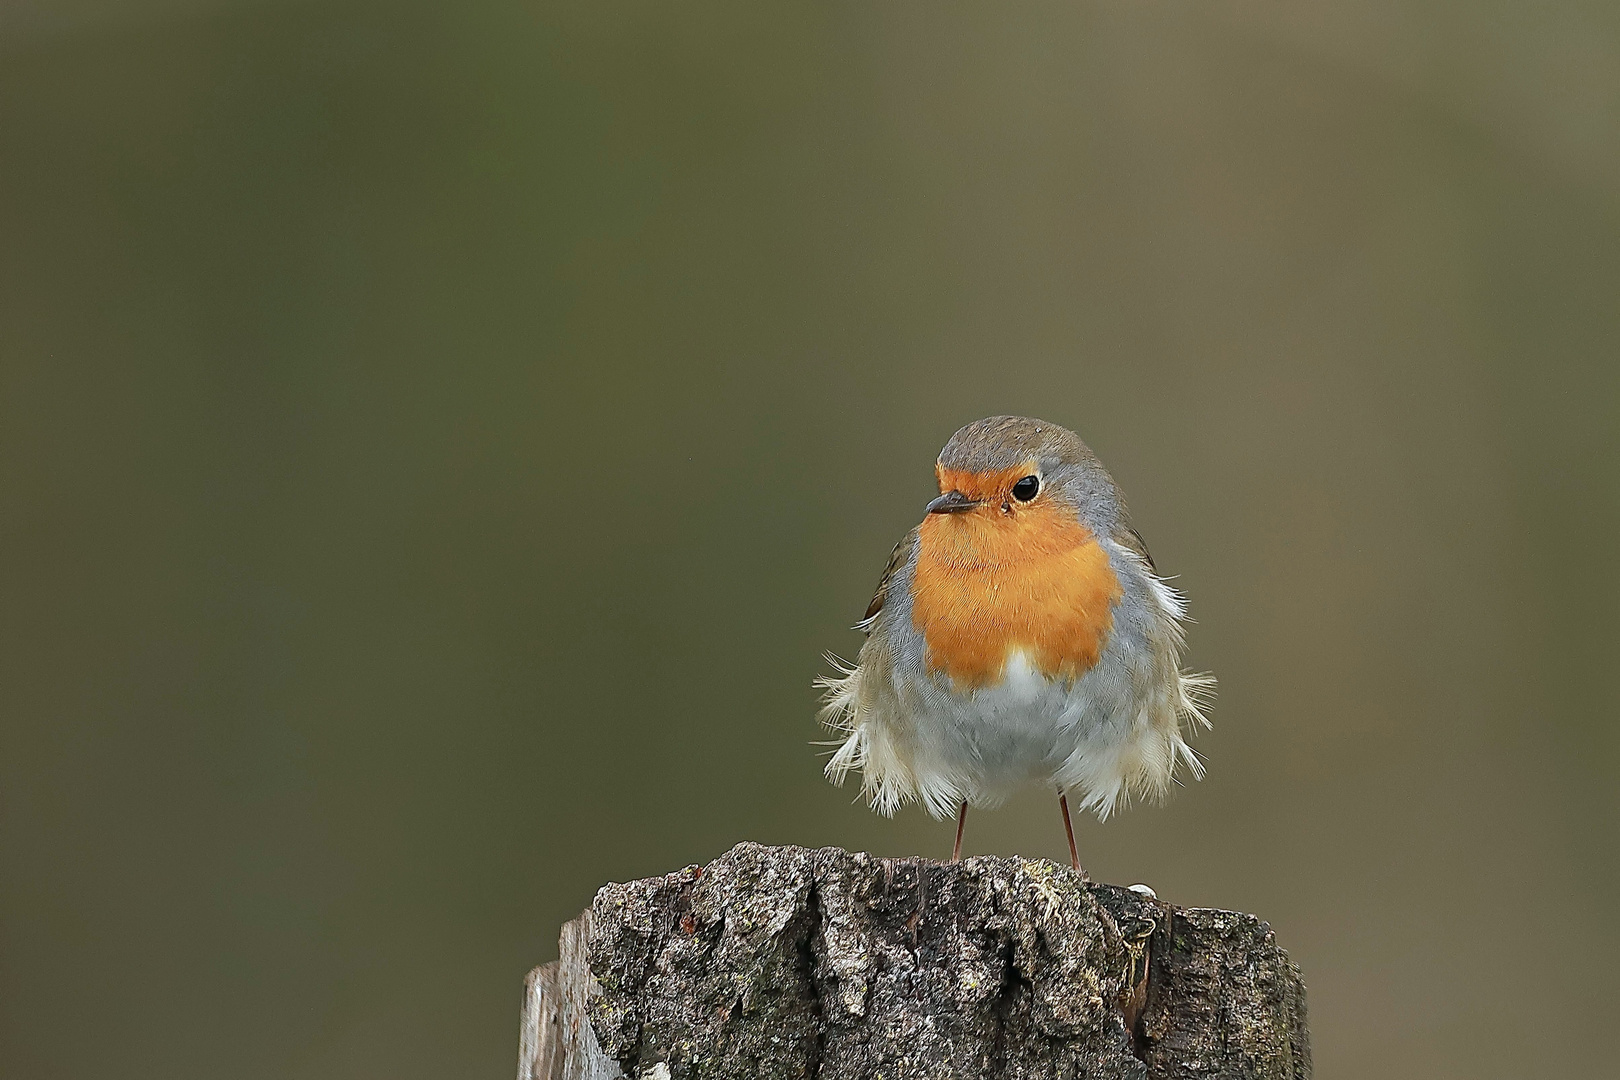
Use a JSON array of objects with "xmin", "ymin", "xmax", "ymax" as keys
[{"xmin": 519, "ymin": 843, "xmax": 1309, "ymax": 1080}]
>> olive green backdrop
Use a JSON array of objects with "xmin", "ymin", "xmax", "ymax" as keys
[{"xmin": 3, "ymin": 2, "xmax": 1617, "ymax": 1078}]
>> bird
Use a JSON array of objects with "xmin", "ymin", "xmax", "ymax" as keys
[{"xmin": 818, "ymin": 416, "xmax": 1213, "ymax": 875}]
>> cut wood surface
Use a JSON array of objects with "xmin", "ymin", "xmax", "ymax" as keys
[{"xmin": 519, "ymin": 842, "xmax": 1309, "ymax": 1080}]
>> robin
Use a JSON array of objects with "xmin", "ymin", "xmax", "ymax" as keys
[{"xmin": 819, "ymin": 416, "xmax": 1213, "ymax": 875}]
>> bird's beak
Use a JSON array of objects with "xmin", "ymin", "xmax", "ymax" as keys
[{"xmin": 926, "ymin": 490, "xmax": 980, "ymax": 514}]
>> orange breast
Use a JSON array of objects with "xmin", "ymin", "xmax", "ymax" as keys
[{"xmin": 910, "ymin": 502, "xmax": 1122, "ymax": 688}]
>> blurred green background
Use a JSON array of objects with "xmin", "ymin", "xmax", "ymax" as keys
[{"xmin": 3, "ymin": 1, "xmax": 1617, "ymax": 1077}]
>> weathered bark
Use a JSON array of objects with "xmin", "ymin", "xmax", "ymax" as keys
[{"xmin": 519, "ymin": 843, "xmax": 1309, "ymax": 1080}]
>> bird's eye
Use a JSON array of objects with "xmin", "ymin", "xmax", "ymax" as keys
[{"xmin": 1012, "ymin": 475, "xmax": 1040, "ymax": 501}]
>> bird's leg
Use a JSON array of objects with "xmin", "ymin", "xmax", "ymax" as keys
[
  {"xmin": 1059, "ymin": 791, "xmax": 1083, "ymax": 876},
  {"xmin": 951, "ymin": 799, "xmax": 968, "ymax": 862}
]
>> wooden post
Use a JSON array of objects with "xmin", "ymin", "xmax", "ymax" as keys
[{"xmin": 519, "ymin": 843, "xmax": 1309, "ymax": 1079}]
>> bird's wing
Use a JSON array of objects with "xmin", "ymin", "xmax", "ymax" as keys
[
  {"xmin": 1114, "ymin": 524, "xmax": 1158, "ymax": 572},
  {"xmin": 861, "ymin": 527, "xmax": 919, "ymax": 628}
]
